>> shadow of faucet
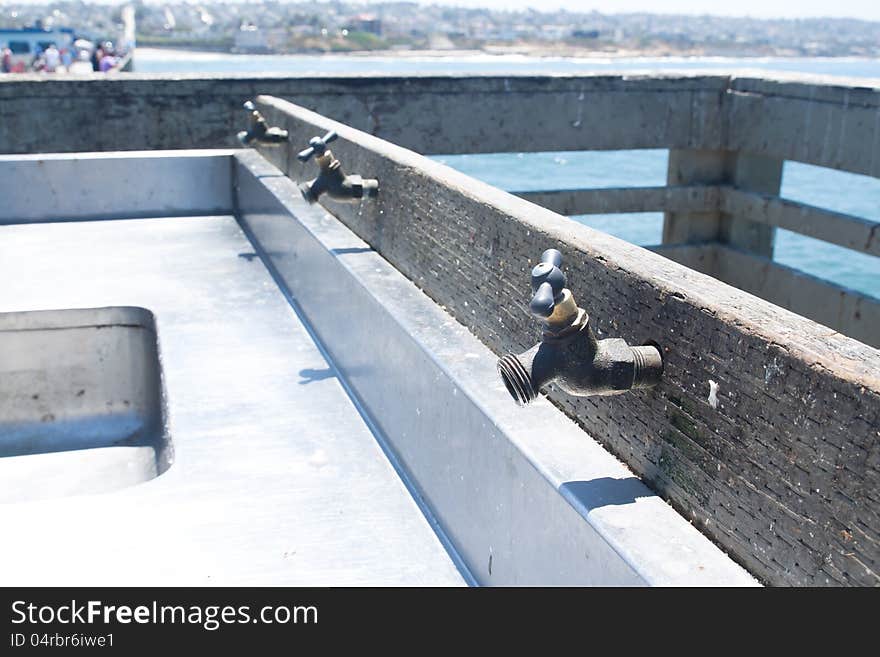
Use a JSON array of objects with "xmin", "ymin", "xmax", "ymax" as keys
[
  {"xmin": 559, "ymin": 477, "xmax": 649, "ymax": 512},
  {"xmin": 298, "ymin": 367, "xmax": 336, "ymax": 385}
]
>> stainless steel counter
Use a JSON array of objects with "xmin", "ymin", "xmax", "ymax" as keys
[
  {"xmin": 0, "ymin": 214, "xmax": 464, "ymax": 586},
  {"xmin": 0, "ymin": 150, "xmax": 756, "ymax": 586}
]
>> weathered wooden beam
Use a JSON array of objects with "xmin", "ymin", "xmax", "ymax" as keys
[
  {"xmin": 514, "ymin": 183, "xmax": 880, "ymax": 260},
  {"xmin": 726, "ymin": 75, "xmax": 880, "ymax": 178},
  {"xmin": 516, "ymin": 185, "xmax": 719, "ymax": 216},
  {"xmin": 649, "ymin": 243, "xmax": 718, "ymax": 275},
  {"xmin": 0, "ymin": 73, "xmax": 729, "ymax": 156},
  {"xmin": 713, "ymin": 244, "xmax": 880, "ymax": 348},
  {"xmin": 1, "ymin": 72, "xmax": 879, "ymax": 177},
  {"xmin": 721, "ymin": 187, "xmax": 880, "ymax": 257}
]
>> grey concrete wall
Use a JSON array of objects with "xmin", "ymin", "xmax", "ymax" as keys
[
  {"xmin": 254, "ymin": 96, "xmax": 880, "ymax": 587},
  {"xmin": 3, "ymin": 71, "xmax": 878, "ymax": 171},
  {"xmin": 0, "ymin": 72, "xmax": 727, "ymax": 155}
]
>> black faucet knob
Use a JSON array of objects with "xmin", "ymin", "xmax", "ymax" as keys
[
  {"xmin": 529, "ymin": 249, "xmax": 566, "ymax": 319},
  {"xmin": 297, "ymin": 131, "xmax": 338, "ymax": 162}
]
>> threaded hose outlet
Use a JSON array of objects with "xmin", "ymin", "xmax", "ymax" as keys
[
  {"xmin": 299, "ymin": 181, "xmax": 318, "ymax": 204},
  {"xmin": 497, "ymin": 353, "xmax": 537, "ymax": 406},
  {"xmin": 630, "ymin": 344, "xmax": 664, "ymax": 389},
  {"xmin": 362, "ymin": 178, "xmax": 379, "ymax": 197}
]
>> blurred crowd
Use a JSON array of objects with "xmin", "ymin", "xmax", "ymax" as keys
[{"xmin": 1, "ymin": 40, "xmax": 121, "ymax": 74}]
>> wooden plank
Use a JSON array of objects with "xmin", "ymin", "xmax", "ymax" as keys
[
  {"xmin": 714, "ymin": 244, "xmax": 880, "ymax": 348},
  {"xmin": 650, "ymin": 243, "xmax": 718, "ymax": 276},
  {"xmin": 517, "ymin": 185, "xmax": 719, "ymax": 216},
  {"xmin": 722, "ymin": 187, "xmax": 880, "ymax": 257},
  {"xmin": 0, "ymin": 74, "xmax": 729, "ymax": 156},
  {"xmin": 726, "ymin": 76, "xmax": 880, "ymax": 178}
]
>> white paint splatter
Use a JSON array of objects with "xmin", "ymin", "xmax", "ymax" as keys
[
  {"xmin": 708, "ymin": 380, "xmax": 719, "ymax": 409},
  {"xmin": 764, "ymin": 357, "xmax": 782, "ymax": 384},
  {"xmin": 573, "ymin": 89, "xmax": 585, "ymax": 128}
]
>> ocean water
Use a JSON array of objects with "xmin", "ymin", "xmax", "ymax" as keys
[
  {"xmin": 434, "ymin": 150, "xmax": 880, "ymax": 298},
  {"xmin": 137, "ymin": 50, "xmax": 880, "ymax": 298},
  {"xmin": 136, "ymin": 48, "xmax": 880, "ymax": 79}
]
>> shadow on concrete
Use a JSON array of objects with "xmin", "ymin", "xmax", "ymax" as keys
[
  {"xmin": 331, "ymin": 246, "xmax": 372, "ymax": 255},
  {"xmin": 559, "ymin": 476, "xmax": 648, "ymax": 512},
  {"xmin": 298, "ymin": 367, "xmax": 336, "ymax": 384}
]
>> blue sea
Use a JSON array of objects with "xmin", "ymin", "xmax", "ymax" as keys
[{"xmin": 139, "ymin": 50, "xmax": 880, "ymax": 298}]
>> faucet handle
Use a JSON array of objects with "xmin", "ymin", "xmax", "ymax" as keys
[
  {"xmin": 243, "ymin": 100, "xmax": 256, "ymax": 112},
  {"xmin": 297, "ymin": 131, "xmax": 338, "ymax": 162},
  {"xmin": 529, "ymin": 249, "xmax": 566, "ymax": 319}
]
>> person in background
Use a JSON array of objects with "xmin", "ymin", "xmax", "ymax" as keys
[
  {"xmin": 1, "ymin": 47, "xmax": 11, "ymax": 74},
  {"xmin": 90, "ymin": 44, "xmax": 102, "ymax": 72},
  {"xmin": 31, "ymin": 46, "xmax": 45, "ymax": 72},
  {"xmin": 99, "ymin": 41, "xmax": 117, "ymax": 72},
  {"xmin": 43, "ymin": 44, "xmax": 60, "ymax": 73},
  {"xmin": 60, "ymin": 47, "xmax": 72, "ymax": 72}
]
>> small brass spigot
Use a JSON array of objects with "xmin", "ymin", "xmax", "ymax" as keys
[
  {"xmin": 497, "ymin": 249, "xmax": 663, "ymax": 406},
  {"xmin": 296, "ymin": 131, "xmax": 379, "ymax": 204},
  {"xmin": 237, "ymin": 101, "xmax": 289, "ymax": 146}
]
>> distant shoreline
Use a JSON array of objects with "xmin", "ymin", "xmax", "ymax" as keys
[{"xmin": 136, "ymin": 45, "xmax": 880, "ymax": 61}]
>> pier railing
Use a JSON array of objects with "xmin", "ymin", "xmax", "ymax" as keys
[
  {"xmin": 518, "ymin": 177, "xmax": 880, "ymax": 347},
  {"xmin": 1, "ymin": 72, "xmax": 875, "ymax": 345},
  {"xmin": 1, "ymin": 72, "xmax": 878, "ymax": 585},
  {"xmin": 252, "ymin": 89, "xmax": 879, "ymax": 587},
  {"xmin": 514, "ymin": 74, "xmax": 880, "ymax": 348}
]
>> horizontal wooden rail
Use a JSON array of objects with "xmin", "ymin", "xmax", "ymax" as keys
[
  {"xmin": 0, "ymin": 72, "xmax": 877, "ymax": 178},
  {"xmin": 714, "ymin": 245, "xmax": 880, "ymax": 347},
  {"xmin": 726, "ymin": 77, "xmax": 880, "ymax": 179},
  {"xmin": 519, "ymin": 183, "xmax": 880, "ymax": 259},
  {"xmin": 655, "ymin": 242, "xmax": 879, "ymax": 348},
  {"xmin": 721, "ymin": 188, "xmax": 880, "ymax": 258},
  {"xmin": 515, "ymin": 185, "xmax": 718, "ymax": 216},
  {"xmin": 0, "ymin": 73, "xmax": 730, "ymax": 156}
]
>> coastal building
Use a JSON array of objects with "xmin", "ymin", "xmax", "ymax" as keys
[
  {"xmin": 348, "ymin": 13, "xmax": 382, "ymax": 36},
  {"xmin": 234, "ymin": 23, "xmax": 269, "ymax": 54}
]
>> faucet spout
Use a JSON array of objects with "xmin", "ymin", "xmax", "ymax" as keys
[
  {"xmin": 296, "ymin": 131, "xmax": 379, "ymax": 204},
  {"xmin": 497, "ymin": 249, "xmax": 663, "ymax": 406},
  {"xmin": 237, "ymin": 101, "xmax": 289, "ymax": 146}
]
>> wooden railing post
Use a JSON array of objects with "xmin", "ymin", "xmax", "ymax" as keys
[
  {"xmin": 663, "ymin": 149, "xmax": 783, "ymax": 258},
  {"xmin": 721, "ymin": 152, "xmax": 784, "ymax": 258},
  {"xmin": 663, "ymin": 149, "xmax": 726, "ymax": 248}
]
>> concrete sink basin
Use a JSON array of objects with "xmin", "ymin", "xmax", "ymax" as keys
[{"xmin": 0, "ymin": 306, "xmax": 171, "ymax": 503}]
